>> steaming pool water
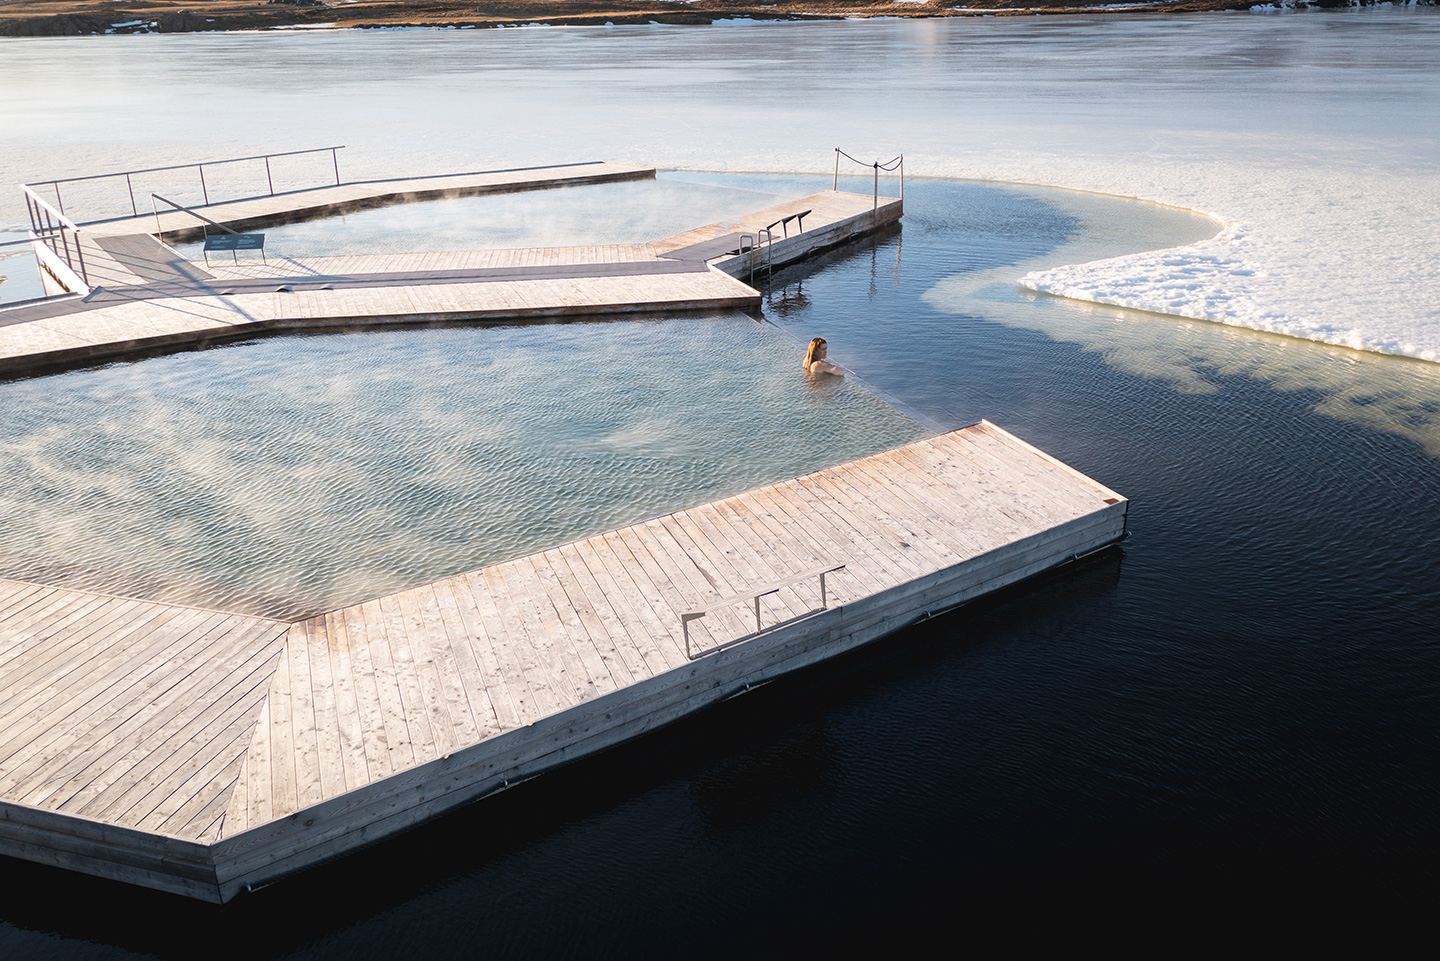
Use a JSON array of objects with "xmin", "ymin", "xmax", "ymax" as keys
[
  {"xmin": 0, "ymin": 172, "xmax": 1234, "ymax": 621},
  {"xmin": 2, "ymin": 16, "xmax": 1439, "ymax": 954}
]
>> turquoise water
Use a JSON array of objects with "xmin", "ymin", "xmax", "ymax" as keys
[
  {"xmin": 0, "ymin": 315, "xmax": 921, "ymax": 619},
  {"xmin": 0, "ymin": 171, "xmax": 1220, "ymax": 620},
  {"xmin": 171, "ymin": 173, "xmax": 793, "ymax": 261}
]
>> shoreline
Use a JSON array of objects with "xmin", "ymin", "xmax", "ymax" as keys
[{"xmin": 1, "ymin": 0, "xmax": 1427, "ymax": 37}]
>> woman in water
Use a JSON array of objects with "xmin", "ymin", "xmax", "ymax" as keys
[{"xmin": 804, "ymin": 337, "xmax": 844, "ymax": 376}]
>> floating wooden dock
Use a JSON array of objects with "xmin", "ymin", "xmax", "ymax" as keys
[
  {"xmin": 0, "ymin": 422, "xmax": 1127, "ymax": 901},
  {"xmin": 1, "ymin": 159, "xmax": 901, "ymax": 376}
]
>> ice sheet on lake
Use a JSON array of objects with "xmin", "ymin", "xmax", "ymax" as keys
[{"xmin": 1, "ymin": 11, "xmax": 1437, "ymax": 360}]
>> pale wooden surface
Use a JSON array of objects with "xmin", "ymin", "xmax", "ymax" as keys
[
  {"xmin": 0, "ymin": 422, "xmax": 1125, "ymax": 895},
  {"xmin": 652, "ymin": 189, "xmax": 895, "ymax": 256},
  {"xmin": 217, "ymin": 422, "xmax": 1123, "ymax": 833},
  {"xmin": 0, "ymin": 583, "xmax": 287, "ymax": 842},
  {"xmin": 0, "ymin": 184, "xmax": 894, "ymax": 373}
]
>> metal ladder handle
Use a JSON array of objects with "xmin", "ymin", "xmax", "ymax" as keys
[
  {"xmin": 681, "ymin": 612, "xmax": 706, "ymax": 660},
  {"xmin": 756, "ymin": 227, "xmax": 773, "ymax": 285},
  {"xmin": 738, "ymin": 232, "xmax": 756, "ymax": 285},
  {"xmin": 681, "ymin": 562, "xmax": 846, "ymax": 659}
]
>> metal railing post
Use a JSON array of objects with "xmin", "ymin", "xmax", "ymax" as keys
[
  {"xmin": 898, "ymin": 155, "xmax": 904, "ymax": 202},
  {"xmin": 75, "ymin": 229, "xmax": 88, "ymax": 284},
  {"xmin": 873, "ymin": 162, "xmax": 878, "ymax": 211},
  {"xmin": 152, "ymin": 194, "xmax": 162, "ymax": 243},
  {"xmin": 833, "ymin": 148, "xmax": 839, "ymax": 191},
  {"xmin": 24, "ymin": 146, "xmax": 346, "ymax": 226}
]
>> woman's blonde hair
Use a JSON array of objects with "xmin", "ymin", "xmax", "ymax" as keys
[{"xmin": 804, "ymin": 337, "xmax": 827, "ymax": 371}]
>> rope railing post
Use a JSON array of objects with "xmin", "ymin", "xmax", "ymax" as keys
[
  {"xmin": 126, "ymin": 173, "xmax": 138, "ymax": 217},
  {"xmin": 265, "ymin": 157, "xmax": 274, "ymax": 196},
  {"xmin": 834, "ymin": 148, "xmax": 903, "ymax": 209},
  {"xmin": 332, "ymin": 147, "xmax": 341, "ymax": 185},
  {"xmin": 199, "ymin": 164, "xmax": 210, "ymax": 206}
]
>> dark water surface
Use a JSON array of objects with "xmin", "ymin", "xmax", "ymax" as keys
[{"xmin": 2, "ymin": 179, "xmax": 1438, "ymax": 955}]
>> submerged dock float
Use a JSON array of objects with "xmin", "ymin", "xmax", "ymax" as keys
[{"xmin": 0, "ymin": 422, "xmax": 1127, "ymax": 901}]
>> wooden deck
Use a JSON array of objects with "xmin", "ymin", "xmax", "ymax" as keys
[
  {"xmin": 0, "ymin": 422, "xmax": 1127, "ymax": 901},
  {"xmin": 0, "ymin": 185, "xmax": 895, "ymax": 376}
]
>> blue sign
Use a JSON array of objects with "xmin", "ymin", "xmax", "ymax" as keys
[{"xmin": 204, "ymin": 233, "xmax": 265, "ymax": 252}]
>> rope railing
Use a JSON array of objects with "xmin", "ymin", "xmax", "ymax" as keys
[{"xmin": 833, "ymin": 148, "xmax": 904, "ymax": 209}]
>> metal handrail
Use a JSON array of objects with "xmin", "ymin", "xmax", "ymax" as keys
[
  {"xmin": 756, "ymin": 226, "xmax": 774, "ymax": 287},
  {"xmin": 680, "ymin": 562, "xmax": 846, "ymax": 659},
  {"xmin": 19, "ymin": 184, "xmax": 88, "ymax": 287},
  {"xmin": 26, "ymin": 145, "xmax": 346, "ymax": 221},
  {"xmin": 150, "ymin": 192, "xmax": 244, "ymax": 244},
  {"xmin": 737, "ymin": 232, "xmax": 756, "ymax": 285},
  {"xmin": 20, "ymin": 184, "xmax": 82, "ymax": 232}
]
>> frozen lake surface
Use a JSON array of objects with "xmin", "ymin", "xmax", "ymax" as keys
[{"xmin": 2, "ymin": 10, "xmax": 1438, "ymax": 358}]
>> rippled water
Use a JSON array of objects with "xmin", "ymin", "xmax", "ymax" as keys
[
  {"xmin": 0, "ymin": 314, "xmax": 920, "ymax": 618},
  {"xmin": 170, "ymin": 174, "xmax": 792, "ymax": 262},
  {"xmin": 3, "ymin": 18, "xmax": 1440, "ymax": 957}
]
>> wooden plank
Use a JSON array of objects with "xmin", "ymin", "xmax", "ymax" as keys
[
  {"xmin": 339, "ymin": 603, "xmax": 396, "ymax": 781},
  {"xmin": 359, "ymin": 598, "xmax": 419, "ymax": 773},
  {"xmin": 304, "ymin": 616, "xmax": 347, "ymax": 802},
  {"xmin": 428, "ymin": 581, "xmax": 500, "ymax": 739},
  {"xmin": 267, "ymin": 628, "xmax": 299, "ymax": 818},
  {"xmin": 522, "ymin": 554, "xmax": 620, "ymax": 697},
  {"xmin": 537, "ymin": 548, "xmax": 636, "ymax": 690},
  {"xmin": 494, "ymin": 559, "xmax": 592, "ymax": 704},
  {"xmin": 392, "ymin": 587, "xmax": 466, "ymax": 759},
  {"xmin": 551, "ymin": 542, "xmax": 654, "ymax": 685},
  {"xmin": 286, "ymin": 618, "xmax": 324, "ymax": 811},
  {"xmin": 20, "ymin": 617, "xmax": 283, "ymax": 815},
  {"xmin": 243, "ymin": 695, "xmax": 273, "ymax": 829},
  {"xmin": 453, "ymin": 572, "xmax": 542, "ymax": 726},
  {"xmin": 574, "ymin": 535, "xmax": 675, "ymax": 676},
  {"xmin": 433, "ymin": 577, "xmax": 519, "ymax": 733},
  {"xmin": 322, "ymin": 611, "xmax": 371, "ymax": 794},
  {"xmin": 469, "ymin": 565, "xmax": 567, "ymax": 720},
  {"xmin": 0, "ymin": 607, "xmax": 226, "ymax": 786}
]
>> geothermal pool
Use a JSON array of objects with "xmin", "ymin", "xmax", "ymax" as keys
[{"xmin": 1, "ymin": 13, "xmax": 1438, "ymax": 955}]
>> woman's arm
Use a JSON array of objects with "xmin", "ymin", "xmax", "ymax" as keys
[{"xmin": 810, "ymin": 359, "xmax": 845, "ymax": 376}]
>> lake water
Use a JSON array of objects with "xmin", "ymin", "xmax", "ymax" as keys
[{"xmin": 1, "ymin": 12, "xmax": 1438, "ymax": 954}]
